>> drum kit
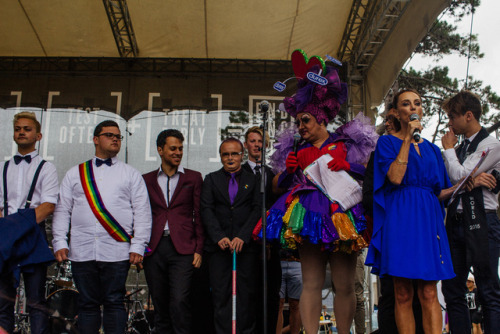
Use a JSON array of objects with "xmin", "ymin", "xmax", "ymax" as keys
[{"xmin": 13, "ymin": 262, "xmax": 151, "ymax": 334}]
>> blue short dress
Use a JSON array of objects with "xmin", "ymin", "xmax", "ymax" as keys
[{"xmin": 365, "ymin": 135, "xmax": 455, "ymax": 280}]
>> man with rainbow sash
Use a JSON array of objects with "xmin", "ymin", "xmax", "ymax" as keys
[{"xmin": 52, "ymin": 120, "xmax": 152, "ymax": 334}]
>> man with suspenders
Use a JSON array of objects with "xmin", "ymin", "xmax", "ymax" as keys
[
  {"xmin": 52, "ymin": 120, "xmax": 152, "ymax": 334},
  {"xmin": 0, "ymin": 112, "xmax": 59, "ymax": 334}
]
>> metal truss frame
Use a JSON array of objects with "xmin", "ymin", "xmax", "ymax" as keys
[
  {"xmin": 102, "ymin": 0, "xmax": 139, "ymax": 57},
  {"xmin": 0, "ymin": 57, "xmax": 292, "ymax": 76},
  {"xmin": 338, "ymin": 0, "xmax": 410, "ymax": 116}
]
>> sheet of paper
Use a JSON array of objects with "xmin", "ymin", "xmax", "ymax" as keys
[
  {"xmin": 303, "ymin": 155, "xmax": 362, "ymax": 210},
  {"xmin": 451, "ymin": 148, "xmax": 491, "ymax": 200}
]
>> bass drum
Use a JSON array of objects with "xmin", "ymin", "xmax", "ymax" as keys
[{"xmin": 46, "ymin": 289, "xmax": 79, "ymax": 334}]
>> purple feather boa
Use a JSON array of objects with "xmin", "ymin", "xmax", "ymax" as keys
[
  {"xmin": 335, "ymin": 113, "xmax": 379, "ymax": 165},
  {"xmin": 270, "ymin": 121, "xmax": 298, "ymax": 174},
  {"xmin": 270, "ymin": 113, "xmax": 378, "ymax": 172}
]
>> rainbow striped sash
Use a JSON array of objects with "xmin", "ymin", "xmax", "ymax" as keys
[{"xmin": 79, "ymin": 160, "xmax": 132, "ymax": 242}]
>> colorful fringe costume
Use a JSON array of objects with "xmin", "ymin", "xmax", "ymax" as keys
[
  {"xmin": 252, "ymin": 49, "xmax": 378, "ymax": 253},
  {"xmin": 253, "ymin": 114, "xmax": 378, "ymax": 253}
]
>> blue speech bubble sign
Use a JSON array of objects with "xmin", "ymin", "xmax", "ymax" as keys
[
  {"xmin": 273, "ymin": 81, "xmax": 286, "ymax": 92},
  {"xmin": 325, "ymin": 54, "xmax": 343, "ymax": 67},
  {"xmin": 306, "ymin": 72, "xmax": 328, "ymax": 86}
]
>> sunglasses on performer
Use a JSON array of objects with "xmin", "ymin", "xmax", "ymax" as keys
[{"xmin": 294, "ymin": 115, "xmax": 312, "ymax": 127}]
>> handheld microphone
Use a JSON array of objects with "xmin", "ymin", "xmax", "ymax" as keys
[
  {"xmin": 409, "ymin": 113, "xmax": 421, "ymax": 142},
  {"xmin": 293, "ymin": 133, "xmax": 301, "ymax": 154},
  {"xmin": 260, "ymin": 100, "xmax": 269, "ymax": 113}
]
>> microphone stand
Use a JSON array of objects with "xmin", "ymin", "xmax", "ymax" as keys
[{"xmin": 259, "ymin": 102, "xmax": 269, "ymax": 334}]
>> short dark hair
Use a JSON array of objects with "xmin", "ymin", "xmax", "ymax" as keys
[
  {"xmin": 94, "ymin": 120, "xmax": 120, "ymax": 137},
  {"xmin": 442, "ymin": 90, "xmax": 482, "ymax": 121},
  {"xmin": 156, "ymin": 129, "xmax": 185, "ymax": 148},
  {"xmin": 385, "ymin": 114, "xmax": 401, "ymax": 132},
  {"xmin": 392, "ymin": 88, "xmax": 421, "ymax": 109},
  {"xmin": 219, "ymin": 137, "xmax": 244, "ymax": 154}
]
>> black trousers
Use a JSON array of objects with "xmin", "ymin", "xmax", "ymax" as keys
[
  {"xmin": 209, "ymin": 246, "xmax": 258, "ymax": 334},
  {"xmin": 442, "ymin": 212, "xmax": 500, "ymax": 334},
  {"xmin": 0, "ymin": 263, "xmax": 48, "ymax": 334},
  {"xmin": 255, "ymin": 245, "xmax": 281, "ymax": 334},
  {"xmin": 144, "ymin": 236, "xmax": 194, "ymax": 334}
]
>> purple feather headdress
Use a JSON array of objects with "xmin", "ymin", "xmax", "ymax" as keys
[{"xmin": 283, "ymin": 65, "xmax": 348, "ymax": 124}]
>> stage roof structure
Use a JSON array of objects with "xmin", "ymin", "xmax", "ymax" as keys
[{"xmin": 0, "ymin": 0, "xmax": 449, "ymax": 116}]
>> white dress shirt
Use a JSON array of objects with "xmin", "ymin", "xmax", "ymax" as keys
[
  {"xmin": 52, "ymin": 156, "xmax": 152, "ymax": 262},
  {"xmin": 443, "ymin": 132, "xmax": 500, "ymax": 210},
  {"xmin": 156, "ymin": 165, "xmax": 184, "ymax": 231},
  {"xmin": 0, "ymin": 150, "xmax": 59, "ymax": 216}
]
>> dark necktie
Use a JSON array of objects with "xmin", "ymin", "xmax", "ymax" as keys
[
  {"xmin": 166, "ymin": 175, "xmax": 171, "ymax": 207},
  {"xmin": 458, "ymin": 139, "xmax": 471, "ymax": 164},
  {"xmin": 96, "ymin": 158, "xmax": 112, "ymax": 167},
  {"xmin": 254, "ymin": 165, "xmax": 261, "ymax": 177},
  {"xmin": 14, "ymin": 155, "xmax": 31, "ymax": 165},
  {"xmin": 228, "ymin": 173, "xmax": 238, "ymax": 204}
]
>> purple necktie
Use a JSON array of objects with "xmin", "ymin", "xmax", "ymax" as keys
[{"xmin": 228, "ymin": 173, "xmax": 238, "ymax": 204}]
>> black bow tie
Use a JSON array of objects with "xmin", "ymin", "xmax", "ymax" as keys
[
  {"xmin": 96, "ymin": 158, "xmax": 112, "ymax": 167},
  {"xmin": 14, "ymin": 155, "xmax": 32, "ymax": 165}
]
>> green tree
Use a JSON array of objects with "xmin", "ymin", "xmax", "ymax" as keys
[{"xmin": 393, "ymin": 0, "xmax": 500, "ymax": 143}]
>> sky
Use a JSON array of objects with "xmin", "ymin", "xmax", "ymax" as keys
[
  {"xmin": 407, "ymin": 0, "xmax": 500, "ymax": 94},
  {"xmin": 376, "ymin": 0, "xmax": 500, "ymax": 140}
]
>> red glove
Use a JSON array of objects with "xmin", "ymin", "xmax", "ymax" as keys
[
  {"xmin": 327, "ymin": 158, "xmax": 350, "ymax": 172},
  {"xmin": 286, "ymin": 152, "xmax": 299, "ymax": 174}
]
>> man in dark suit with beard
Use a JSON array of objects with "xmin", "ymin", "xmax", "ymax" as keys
[
  {"xmin": 242, "ymin": 126, "xmax": 281, "ymax": 333},
  {"xmin": 201, "ymin": 137, "xmax": 261, "ymax": 334},
  {"xmin": 142, "ymin": 129, "xmax": 204, "ymax": 334}
]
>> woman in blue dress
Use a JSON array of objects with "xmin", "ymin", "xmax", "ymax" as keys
[{"xmin": 366, "ymin": 89, "xmax": 458, "ymax": 334}]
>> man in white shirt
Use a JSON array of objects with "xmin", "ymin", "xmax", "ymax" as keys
[
  {"xmin": 441, "ymin": 91, "xmax": 500, "ymax": 334},
  {"xmin": 0, "ymin": 112, "xmax": 59, "ymax": 334},
  {"xmin": 52, "ymin": 120, "xmax": 152, "ymax": 334}
]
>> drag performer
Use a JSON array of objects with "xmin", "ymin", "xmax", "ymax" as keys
[
  {"xmin": 0, "ymin": 112, "xmax": 58, "ymax": 334},
  {"xmin": 254, "ymin": 50, "xmax": 377, "ymax": 334},
  {"xmin": 366, "ymin": 89, "xmax": 457, "ymax": 334}
]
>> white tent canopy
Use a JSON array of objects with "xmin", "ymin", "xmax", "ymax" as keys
[{"xmin": 0, "ymin": 0, "xmax": 448, "ymax": 110}]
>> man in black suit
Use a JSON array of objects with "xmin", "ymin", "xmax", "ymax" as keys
[
  {"xmin": 201, "ymin": 138, "xmax": 262, "ymax": 334},
  {"xmin": 242, "ymin": 126, "xmax": 281, "ymax": 334}
]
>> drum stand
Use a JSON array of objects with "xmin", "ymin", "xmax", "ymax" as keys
[
  {"xmin": 14, "ymin": 277, "xmax": 30, "ymax": 334},
  {"xmin": 126, "ymin": 268, "xmax": 150, "ymax": 334}
]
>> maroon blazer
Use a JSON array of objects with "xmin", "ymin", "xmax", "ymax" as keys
[{"xmin": 143, "ymin": 168, "xmax": 204, "ymax": 256}]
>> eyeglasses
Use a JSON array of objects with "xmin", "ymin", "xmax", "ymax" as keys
[
  {"xmin": 294, "ymin": 115, "xmax": 312, "ymax": 127},
  {"xmin": 98, "ymin": 133, "xmax": 124, "ymax": 140},
  {"xmin": 221, "ymin": 152, "xmax": 243, "ymax": 158}
]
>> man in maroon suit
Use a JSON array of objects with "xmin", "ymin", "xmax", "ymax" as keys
[{"xmin": 143, "ymin": 129, "xmax": 204, "ymax": 334}]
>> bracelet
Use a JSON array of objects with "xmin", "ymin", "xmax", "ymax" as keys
[{"xmin": 396, "ymin": 159, "xmax": 408, "ymax": 165}]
